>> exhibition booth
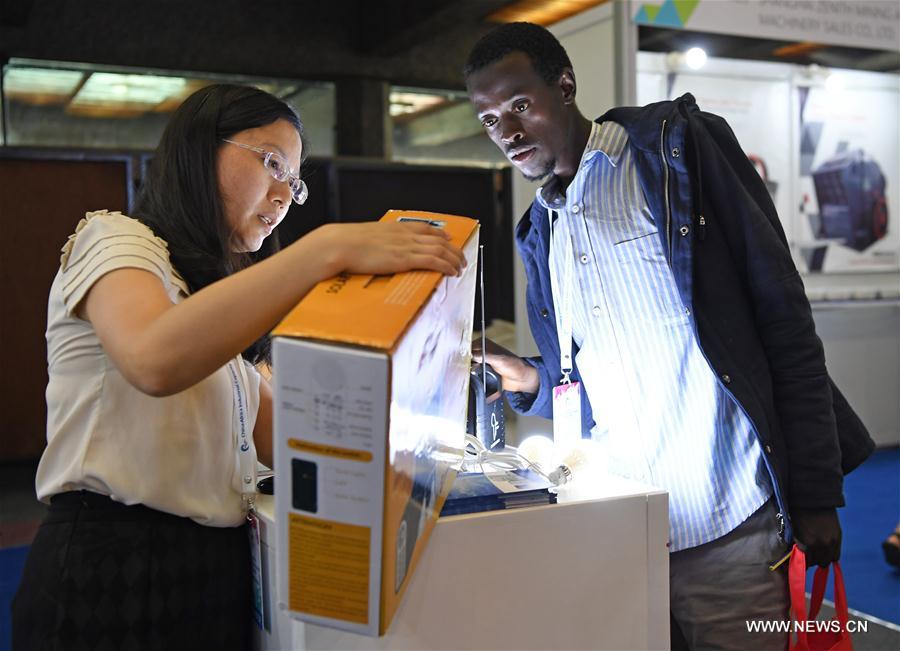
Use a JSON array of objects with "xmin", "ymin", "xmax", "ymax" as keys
[{"xmin": 1, "ymin": 2, "xmax": 898, "ymax": 649}]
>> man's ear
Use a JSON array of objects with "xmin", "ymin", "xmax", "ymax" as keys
[{"xmin": 559, "ymin": 68, "xmax": 577, "ymax": 105}]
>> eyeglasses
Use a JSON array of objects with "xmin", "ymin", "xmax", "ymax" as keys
[{"xmin": 222, "ymin": 139, "xmax": 308, "ymax": 205}]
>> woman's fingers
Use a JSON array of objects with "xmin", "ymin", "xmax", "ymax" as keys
[
  {"xmin": 395, "ymin": 228, "xmax": 465, "ymax": 275},
  {"xmin": 413, "ymin": 242, "xmax": 465, "ymax": 275},
  {"xmin": 332, "ymin": 221, "xmax": 466, "ymax": 276},
  {"xmin": 408, "ymin": 252, "xmax": 460, "ymax": 277}
]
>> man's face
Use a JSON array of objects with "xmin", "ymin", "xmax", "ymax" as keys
[{"xmin": 467, "ymin": 51, "xmax": 572, "ymax": 182}]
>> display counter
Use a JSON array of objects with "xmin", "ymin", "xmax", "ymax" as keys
[{"xmin": 253, "ymin": 475, "xmax": 669, "ymax": 650}]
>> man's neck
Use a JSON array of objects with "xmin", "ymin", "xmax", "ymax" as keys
[{"xmin": 554, "ymin": 113, "xmax": 593, "ymax": 190}]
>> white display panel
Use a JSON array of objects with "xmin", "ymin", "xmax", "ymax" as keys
[
  {"xmin": 797, "ymin": 81, "xmax": 900, "ymax": 272},
  {"xmin": 638, "ymin": 52, "xmax": 900, "ymax": 277}
]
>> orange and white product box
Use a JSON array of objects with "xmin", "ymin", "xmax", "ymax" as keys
[{"xmin": 271, "ymin": 210, "xmax": 479, "ymax": 637}]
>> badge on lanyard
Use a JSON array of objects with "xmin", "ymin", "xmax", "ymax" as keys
[{"xmin": 553, "ymin": 376, "xmax": 582, "ymax": 450}]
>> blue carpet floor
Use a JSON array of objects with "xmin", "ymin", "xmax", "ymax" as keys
[
  {"xmin": 0, "ymin": 545, "xmax": 28, "ymax": 651},
  {"xmin": 805, "ymin": 446, "xmax": 900, "ymax": 625}
]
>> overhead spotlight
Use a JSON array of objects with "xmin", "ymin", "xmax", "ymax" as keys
[{"xmin": 685, "ymin": 47, "xmax": 707, "ymax": 70}]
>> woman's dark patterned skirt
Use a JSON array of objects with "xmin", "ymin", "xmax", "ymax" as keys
[{"xmin": 12, "ymin": 491, "xmax": 252, "ymax": 651}]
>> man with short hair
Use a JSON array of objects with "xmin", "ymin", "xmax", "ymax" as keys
[{"xmin": 465, "ymin": 22, "xmax": 873, "ymax": 650}]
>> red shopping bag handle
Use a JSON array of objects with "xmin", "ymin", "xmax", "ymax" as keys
[{"xmin": 788, "ymin": 544, "xmax": 852, "ymax": 651}]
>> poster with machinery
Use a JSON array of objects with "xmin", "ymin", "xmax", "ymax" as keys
[
  {"xmin": 638, "ymin": 53, "xmax": 899, "ymax": 275},
  {"xmin": 796, "ymin": 81, "xmax": 898, "ymax": 273}
]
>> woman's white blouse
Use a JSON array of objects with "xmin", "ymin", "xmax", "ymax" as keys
[{"xmin": 36, "ymin": 210, "xmax": 260, "ymax": 527}]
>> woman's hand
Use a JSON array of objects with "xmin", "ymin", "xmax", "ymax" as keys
[
  {"xmin": 472, "ymin": 338, "xmax": 540, "ymax": 394},
  {"xmin": 315, "ymin": 221, "xmax": 466, "ymax": 277}
]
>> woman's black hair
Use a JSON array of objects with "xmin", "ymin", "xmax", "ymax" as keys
[
  {"xmin": 464, "ymin": 22, "xmax": 572, "ymax": 86},
  {"xmin": 133, "ymin": 84, "xmax": 305, "ymax": 365}
]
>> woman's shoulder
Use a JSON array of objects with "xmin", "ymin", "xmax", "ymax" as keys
[
  {"xmin": 59, "ymin": 210, "xmax": 170, "ymax": 269},
  {"xmin": 57, "ymin": 209, "xmax": 191, "ymax": 297},
  {"xmin": 60, "ymin": 210, "xmax": 168, "ymax": 268}
]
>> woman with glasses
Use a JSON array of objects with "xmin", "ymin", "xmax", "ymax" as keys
[{"xmin": 12, "ymin": 84, "xmax": 464, "ymax": 650}]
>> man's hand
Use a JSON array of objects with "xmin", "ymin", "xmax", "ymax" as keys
[
  {"xmin": 792, "ymin": 507, "xmax": 842, "ymax": 568},
  {"xmin": 472, "ymin": 338, "xmax": 540, "ymax": 394}
]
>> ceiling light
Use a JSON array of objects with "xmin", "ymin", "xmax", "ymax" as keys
[
  {"xmin": 773, "ymin": 42, "xmax": 824, "ymax": 58},
  {"xmin": 388, "ymin": 91, "xmax": 448, "ymax": 117},
  {"xmin": 685, "ymin": 47, "xmax": 707, "ymax": 70},
  {"xmin": 487, "ymin": 0, "xmax": 608, "ymax": 26},
  {"xmin": 3, "ymin": 67, "xmax": 84, "ymax": 105},
  {"xmin": 71, "ymin": 73, "xmax": 188, "ymax": 110}
]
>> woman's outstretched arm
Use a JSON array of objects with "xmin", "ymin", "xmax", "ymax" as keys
[{"xmin": 80, "ymin": 221, "xmax": 464, "ymax": 397}]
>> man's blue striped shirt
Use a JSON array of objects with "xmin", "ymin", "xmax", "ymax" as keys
[{"xmin": 538, "ymin": 120, "xmax": 772, "ymax": 551}]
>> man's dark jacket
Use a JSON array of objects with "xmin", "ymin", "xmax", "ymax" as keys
[{"xmin": 507, "ymin": 94, "xmax": 874, "ymax": 540}]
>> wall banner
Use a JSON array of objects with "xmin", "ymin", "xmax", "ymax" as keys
[
  {"xmin": 632, "ymin": 0, "xmax": 900, "ymax": 52},
  {"xmin": 795, "ymin": 82, "xmax": 899, "ymax": 273},
  {"xmin": 637, "ymin": 52, "xmax": 900, "ymax": 274}
]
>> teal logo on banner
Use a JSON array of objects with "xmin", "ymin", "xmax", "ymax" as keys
[{"xmin": 633, "ymin": 0, "xmax": 700, "ymax": 28}]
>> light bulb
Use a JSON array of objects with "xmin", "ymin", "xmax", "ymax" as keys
[
  {"xmin": 685, "ymin": 47, "xmax": 707, "ymax": 70},
  {"xmin": 548, "ymin": 438, "xmax": 608, "ymax": 486},
  {"xmin": 518, "ymin": 435, "xmax": 555, "ymax": 469}
]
